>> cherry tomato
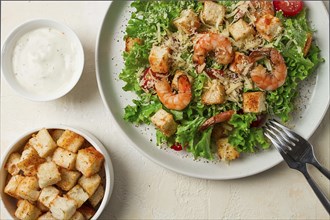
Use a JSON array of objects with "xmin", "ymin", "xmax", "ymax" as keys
[
  {"xmin": 171, "ymin": 143, "xmax": 183, "ymax": 151},
  {"xmin": 273, "ymin": 0, "xmax": 304, "ymax": 17}
]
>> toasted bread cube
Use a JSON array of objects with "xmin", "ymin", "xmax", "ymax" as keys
[
  {"xmin": 148, "ymin": 45, "xmax": 170, "ymax": 73},
  {"xmin": 4, "ymin": 152, "xmax": 21, "ymax": 175},
  {"xmin": 56, "ymin": 168, "xmax": 81, "ymax": 191},
  {"xmin": 173, "ymin": 9, "xmax": 200, "ymax": 34},
  {"xmin": 50, "ymin": 196, "xmax": 76, "ymax": 220},
  {"xmin": 31, "ymin": 128, "xmax": 57, "ymax": 158},
  {"xmin": 38, "ymin": 186, "xmax": 60, "ymax": 208},
  {"xmin": 15, "ymin": 200, "xmax": 41, "ymax": 220},
  {"xmin": 89, "ymin": 185, "xmax": 104, "ymax": 208},
  {"xmin": 36, "ymin": 201, "xmax": 49, "ymax": 212},
  {"xmin": 229, "ymin": 19, "xmax": 255, "ymax": 41},
  {"xmin": 66, "ymin": 185, "xmax": 89, "ymax": 208},
  {"xmin": 37, "ymin": 212, "xmax": 56, "ymax": 220},
  {"xmin": 17, "ymin": 147, "xmax": 45, "ymax": 176},
  {"xmin": 229, "ymin": 52, "xmax": 252, "ymax": 74},
  {"xmin": 78, "ymin": 174, "xmax": 101, "ymax": 196},
  {"xmin": 77, "ymin": 205, "xmax": 95, "ymax": 220},
  {"xmin": 202, "ymin": 79, "xmax": 226, "ymax": 105},
  {"xmin": 125, "ymin": 37, "xmax": 142, "ymax": 52},
  {"xmin": 16, "ymin": 176, "xmax": 40, "ymax": 202},
  {"xmin": 217, "ymin": 138, "xmax": 240, "ymax": 161},
  {"xmin": 201, "ymin": 1, "xmax": 226, "ymax": 26},
  {"xmin": 52, "ymin": 147, "xmax": 77, "ymax": 170},
  {"xmin": 70, "ymin": 211, "xmax": 86, "ymax": 220},
  {"xmin": 256, "ymin": 14, "xmax": 282, "ymax": 42},
  {"xmin": 37, "ymin": 161, "xmax": 61, "ymax": 188},
  {"xmin": 243, "ymin": 92, "xmax": 266, "ymax": 113},
  {"xmin": 50, "ymin": 129, "xmax": 65, "ymax": 142},
  {"xmin": 4, "ymin": 175, "xmax": 24, "ymax": 199},
  {"xmin": 76, "ymin": 147, "xmax": 104, "ymax": 177},
  {"xmin": 57, "ymin": 130, "xmax": 85, "ymax": 153},
  {"xmin": 151, "ymin": 109, "xmax": 178, "ymax": 137}
]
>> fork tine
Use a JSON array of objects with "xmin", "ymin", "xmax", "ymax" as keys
[
  {"xmin": 266, "ymin": 122, "xmax": 295, "ymax": 149},
  {"xmin": 269, "ymin": 119, "xmax": 299, "ymax": 142},
  {"xmin": 264, "ymin": 130, "xmax": 293, "ymax": 162},
  {"xmin": 264, "ymin": 124, "xmax": 291, "ymax": 152}
]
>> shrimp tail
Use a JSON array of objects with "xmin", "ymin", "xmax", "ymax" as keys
[{"xmin": 199, "ymin": 110, "xmax": 235, "ymax": 132}]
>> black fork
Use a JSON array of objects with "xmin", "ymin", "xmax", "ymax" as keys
[{"xmin": 264, "ymin": 119, "xmax": 330, "ymax": 214}]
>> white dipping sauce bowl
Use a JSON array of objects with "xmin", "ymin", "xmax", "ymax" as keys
[
  {"xmin": 1, "ymin": 19, "xmax": 84, "ymax": 101},
  {"xmin": 0, "ymin": 125, "xmax": 114, "ymax": 220}
]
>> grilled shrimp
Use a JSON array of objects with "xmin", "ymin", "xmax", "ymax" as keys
[
  {"xmin": 193, "ymin": 33, "xmax": 234, "ymax": 65},
  {"xmin": 199, "ymin": 110, "xmax": 235, "ymax": 131},
  {"xmin": 155, "ymin": 71, "xmax": 192, "ymax": 111},
  {"xmin": 249, "ymin": 48, "xmax": 287, "ymax": 91}
]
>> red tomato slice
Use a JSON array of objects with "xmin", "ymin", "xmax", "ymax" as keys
[{"xmin": 273, "ymin": 0, "xmax": 304, "ymax": 17}]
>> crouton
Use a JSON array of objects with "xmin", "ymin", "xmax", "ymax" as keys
[
  {"xmin": 50, "ymin": 129, "xmax": 65, "ymax": 142},
  {"xmin": 229, "ymin": 52, "xmax": 252, "ymax": 75},
  {"xmin": 37, "ymin": 161, "xmax": 61, "ymax": 188},
  {"xmin": 173, "ymin": 9, "xmax": 200, "ymax": 34},
  {"xmin": 77, "ymin": 205, "xmax": 95, "ymax": 220},
  {"xmin": 49, "ymin": 196, "xmax": 76, "ymax": 220},
  {"xmin": 229, "ymin": 19, "xmax": 255, "ymax": 41},
  {"xmin": 70, "ymin": 211, "xmax": 86, "ymax": 220},
  {"xmin": 38, "ymin": 186, "xmax": 60, "ymax": 208},
  {"xmin": 15, "ymin": 200, "xmax": 41, "ymax": 220},
  {"xmin": 57, "ymin": 130, "xmax": 85, "ymax": 153},
  {"xmin": 78, "ymin": 174, "xmax": 101, "ymax": 196},
  {"xmin": 201, "ymin": 1, "xmax": 226, "ymax": 26},
  {"xmin": 256, "ymin": 14, "xmax": 282, "ymax": 42},
  {"xmin": 217, "ymin": 138, "xmax": 240, "ymax": 161},
  {"xmin": 243, "ymin": 92, "xmax": 266, "ymax": 113},
  {"xmin": 4, "ymin": 175, "xmax": 24, "ymax": 199},
  {"xmin": 89, "ymin": 185, "xmax": 104, "ymax": 208},
  {"xmin": 4, "ymin": 152, "xmax": 21, "ymax": 175},
  {"xmin": 202, "ymin": 79, "xmax": 226, "ymax": 105},
  {"xmin": 17, "ymin": 147, "xmax": 45, "ymax": 176},
  {"xmin": 16, "ymin": 176, "xmax": 40, "ymax": 202},
  {"xmin": 52, "ymin": 147, "xmax": 77, "ymax": 170},
  {"xmin": 37, "ymin": 212, "xmax": 56, "ymax": 220},
  {"xmin": 211, "ymin": 123, "xmax": 232, "ymax": 142},
  {"xmin": 66, "ymin": 185, "xmax": 89, "ymax": 208},
  {"xmin": 36, "ymin": 201, "xmax": 49, "ymax": 212},
  {"xmin": 56, "ymin": 168, "xmax": 81, "ymax": 191},
  {"xmin": 151, "ymin": 109, "xmax": 178, "ymax": 137},
  {"xmin": 125, "ymin": 37, "xmax": 142, "ymax": 52},
  {"xmin": 31, "ymin": 128, "xmax": 57, "ymax": 158},
  {"xmin": 148, "ymin": 45, "xmax": 170, "ymax": 73},
  {"xmin": 76, "ymin": 147, "xmax": 104, "ymax": 177}
]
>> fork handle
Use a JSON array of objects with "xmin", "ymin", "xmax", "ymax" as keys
[
  {"xmin": 310, "ymin": 158, "xmax": 330, "ymax": 180},
  {"xmin": 299, "ymin": 165, "xmax": 330, "ymax": 214}
]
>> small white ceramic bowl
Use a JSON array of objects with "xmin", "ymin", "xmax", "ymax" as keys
[
  {"xmin": 0, "ymin": 125, "xmax": 114, "ymax": 220},
  {"xmin": 1, "ymin": 19, "xmax": 84, "ymax": 101}
]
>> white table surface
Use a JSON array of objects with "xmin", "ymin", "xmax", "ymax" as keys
[{"xmin": 1, "ymin": 1, "xmax": 329, "ymax": 219}]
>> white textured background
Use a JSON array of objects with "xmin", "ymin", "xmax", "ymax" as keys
[{"xmin": 1, "ymin": 1, "xmax": 329, "ymax": 219}]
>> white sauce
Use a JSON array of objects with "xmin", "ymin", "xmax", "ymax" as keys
[{"xmin": 12, "ymin": 27, "xmax": 79, "ymax": 95}]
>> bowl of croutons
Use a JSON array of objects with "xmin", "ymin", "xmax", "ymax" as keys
[{"xmin": 0, "ymin": 126, "xmax": 114, "ymax": 220}]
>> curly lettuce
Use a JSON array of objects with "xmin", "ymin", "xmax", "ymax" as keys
[
  {"xmin": 268, "ymin": 9, "xmax": 324, "ymax": 122},
  {"xmin": 119, "ymin": 1, "xmax": 323, "ymax": 161}
]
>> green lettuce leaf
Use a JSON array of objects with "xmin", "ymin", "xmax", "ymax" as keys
[{"xmin": 228, "ymin": 114, "xmax": 270, "ymax": 152}]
